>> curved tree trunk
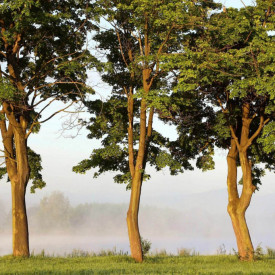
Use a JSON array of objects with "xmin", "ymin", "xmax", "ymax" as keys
[
  {"xmin": 227, "ymin": 104, "xmax": 256, "ymax": 261},
  {"xmin": 227, "ymin": 139, "xmax": 252, "ymax": 260},
  {"xmin": 126, "ymin": 96, "xmax": 148, "ymax": 262},
  {"xmin": 126, "ymin": 70, "xmax": 153, "ymax": 261},
  {"xmin": 127, "ymin": 173, "xmax": 143, "ymax": 262}
]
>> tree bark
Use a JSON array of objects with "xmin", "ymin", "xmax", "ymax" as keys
[
  {"xmin": 11, "ymin": 177, "xmax": 29, "ymax": 257},
  {"xmin": 227, "ymin": 104, "xmax": 255, "ymax": 261},
  {"xmin": 0, "ymin": 109, "xmax": 30, "ymax": 257},
  {"xmin": 127, "ymin": 172, "xmax": 143, "ymax": 262},
  {"xmin": 126, "ymin": 96, "xmax": 148, "ymax": 262},
  {"xmin": 228, "ymin": 204, "xmax": 254, "ymax": 260},
  {"xmin": 11, "ymin": 130, "xmax": 30, "ymax": 257},
  {"xmin": 126, "ymin": 62, "xmax": 152, "ymax": 262}
]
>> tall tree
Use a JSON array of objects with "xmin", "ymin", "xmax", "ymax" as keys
[
  {"xmin": 0, "ymin": 0, "xmax": 93, "ymax": 256},
  {"xmin": 73, "ymin": 0, "xmax": 219, "ymax": 262},
  {"xmin": 175, "ymin": 1, "xmax": 274, "ymax": 260}
]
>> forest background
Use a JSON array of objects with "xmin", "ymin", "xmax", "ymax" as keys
[{"xmin": 0, "ymin": 0, "xmax": 274, "ymax": 256}]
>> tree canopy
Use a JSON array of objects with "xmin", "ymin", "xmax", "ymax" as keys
[{"xmin": 0, "ymin": 0, "xmax": 94, "ymax": 190}]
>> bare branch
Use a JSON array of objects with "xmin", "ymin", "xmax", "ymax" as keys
[
  {"xmin": 34, "ymin": 81, "xmax": 87, "ymax": 92},
  {"xmin": 240, "ymin": 0, "xmax": 247, "ymax": 8},
  {"xmin": 116, "ymin": 30, "xmax": 129, "ymax": 68},
  {"xmin": 39, "ymin": 100, "xmax": 77, "ymax": 124},
  {"xmin": 26, "ymin": 100, "xmax": 78, "ymax": 139}
]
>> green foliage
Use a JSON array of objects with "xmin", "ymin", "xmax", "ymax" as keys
[
  {"xmin": 258, "ymin": 122, "xmax": 275, "ymax": 154},
  {"xmin": 213, "ymin": 113, "xmax": 231, "ymax": 141},
  {"xmin": 28, "ymin": 147, "xmax": 46, "ymax": 193},
  {"xmin": 254, "ymin": 244, "xmax": 265, "ymax": 261},
  {"xmin": 155, "ymin": 151, "xmax": 183, "ymax": 174},
  {"xmin": 0, "ymin": 0, "xmax": 95, "ymax": 200},
  {"xmin": 0, "ymin": 167, "xmax": 7, "ymax": 180},
  {"xmin": 173, "ymin": 1, "xmax": 275, "ymax": 187},
  {"xmin": 196, "ymin": 154, "xmax": 215, "ymax": 172},
  {"xmin": 0, "ymin": 147, "xmax": 46, "ymax": 192},
  {"xmin": 0, "ymin": 78, "xmax": 17, "ymax": 102},
  {"xmin": 0, "ymin": 0, "xmax": 94, "ymax": 129},
  {"xmin": 74, "ymin": 0, "xmax": 220, "ymax": 186}
]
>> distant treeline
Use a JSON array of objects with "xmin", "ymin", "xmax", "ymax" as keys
[{"xmin": 0, "ymin": 192, "xmax": 232, "ymax": 237}]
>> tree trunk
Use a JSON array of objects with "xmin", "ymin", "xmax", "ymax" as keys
[
  {"xmin": 127, "ymin": 173, "xmax": 143, "ymax": 262},
  {"xmin": 228, "ymin": 206, "xmax": 254, "ymax": 260},
  {"xmin": 126, "ymin": 19, "xmax": 152, "ymax": 261},
  {"xmin": 126, "ymin": 70, "xmax": 152, "ymax": 262},
  {"xmin": 11, "ymin": 130, "xmax": 30, "ymax": 257},
  {"xmin": 227, "ymin": 105, "xmax": 255, "ymax": 261},
  {"xmin": 11, "ymin": 178, "xmax": 29, "ymax": 257},
  {"xmin": 1, "ymin": 117, "xmax": 30, "ymax": 257},
  {"xmin": 227, "ymin": 148, "xmax": 254, "ymax": 260}
]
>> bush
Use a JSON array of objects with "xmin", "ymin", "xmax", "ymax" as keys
[
  {"xmin": 178, "ymin": 248, "xmax": 199, "ymax": 257},
  {"xmin": 254, "ymin": 244, "xmax": 264, "ymax": 260},
  {"xmin": 141, "ymin": 237, "xmax": 151, "ymax": 257},
  {"xmin": 178, "ymin": 248, "xmax": 192, "ymax": 257}
]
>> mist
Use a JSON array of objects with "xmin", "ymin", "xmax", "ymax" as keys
[{"xmin": 1, "ymin": 189, "xmax": 275, "ymax": 256}]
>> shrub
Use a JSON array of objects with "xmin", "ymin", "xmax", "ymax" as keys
[
  {"xmin": 178, "ymin": 248, "xmax": 192, "ymax": 257},
  {"xmin": 141, "ymin": 237, "xmax": 151, "ymax": 257}
]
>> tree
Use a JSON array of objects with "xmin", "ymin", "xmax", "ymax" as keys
[
  {"xmin": 73, "ymin": 0, "xmax": 219, "ymax": 262},
  {"xmin": 175, "ymin": 1, "xmax": 274, "ymax": 260},
  {"xmin": 36, "ymin": 192, "xmax": 71, "ymax": 231},
  {"xmin": 0, "ymin": 0, "xmax": 93, "ymax": 256}
]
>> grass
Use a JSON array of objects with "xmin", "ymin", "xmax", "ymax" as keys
[{"xmin": 1, "ymin": 254, "xmax": 275, "ymax": 274}]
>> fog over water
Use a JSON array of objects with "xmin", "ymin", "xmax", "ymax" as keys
[{"xmin": 0, "ymin": 186, "xmax": 275, "ymax": 256}]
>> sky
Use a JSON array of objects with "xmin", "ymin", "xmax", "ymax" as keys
[{"xmin": 0, "ymin": 0, "xmax": 274, "ymax": 255}]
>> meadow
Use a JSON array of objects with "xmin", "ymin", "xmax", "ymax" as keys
[{"xmin": 1, "ymin": 254, "xmax": 275, "ymax": 274}]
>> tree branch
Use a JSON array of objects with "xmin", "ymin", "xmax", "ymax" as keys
[
  {"xmin": 246, "ymin": 116, "xmax": 270, "ymax": 148},
  {"xmin": 230, "ymin": 126, "xmax": 241, "ymax": 151},
  {"xmin": 116, "ymin": 30, "xmax": 129, "ymax": 68},
  {"xmin": 26, "ymin": 100, "xmax": 78, "ymax": 139},
  {"xmin": 216, "ymin": 96, "xmax": 228, "ymax": 113},
  {"xmin": 0, "ymin": 51, "xmax": 6, "ymax": 58}
]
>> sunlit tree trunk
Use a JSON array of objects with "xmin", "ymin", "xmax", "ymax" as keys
[
  {"xmin": 227, "ymin": 104, "xmax": 256, "ymax": 261},
  {"xmin": 11, "ymin": 178, "xmax": 29, "ymax": 257},
  {"xmin": 127, "ymin": 65, "xmax": 152, "ymax": 262},
  {"xmin": 127, "ymin": 172, "xmax": 143, "ymax": 262},
  {"xmin": 0, "ymin": 106, "xmax": 30, "ymax": 257},
  {"xmin": 11, "ymin": 129, "xmax": 30, "ymax": 257}
]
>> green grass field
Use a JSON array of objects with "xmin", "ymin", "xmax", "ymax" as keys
[{"xmin": 1, "ymin": 255, "xmax": 275, "ymax": 274}]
